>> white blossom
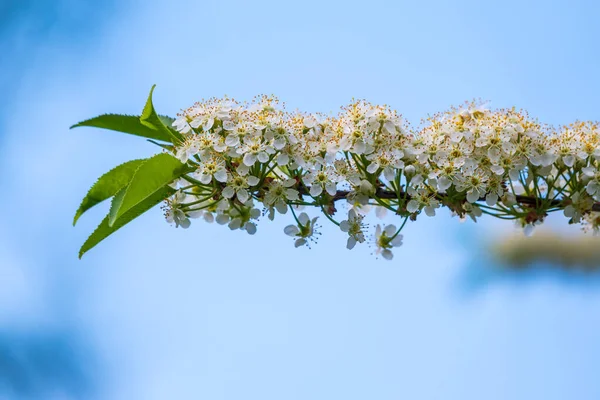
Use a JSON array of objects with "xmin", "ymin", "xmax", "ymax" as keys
[
  {"xmin": 339, "ymin": 209, "xmax": 367, "ymax": 249},
  {"xmin": 284, "ymin": 212, "xmax": 320, "ymax": 248},
  {"xmin": 145, "ymin": 95, "xmax": 600, "ymax": 258},
  {"xmin": 373, "ymin": 224, "xmax": 403, "ymax": 260}
]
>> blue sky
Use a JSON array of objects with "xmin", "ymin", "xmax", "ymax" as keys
[{"xmin": 1, "ymin": 0, "xmax": 600, "ymax": 399}]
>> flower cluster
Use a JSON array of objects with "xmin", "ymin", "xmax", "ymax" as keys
[{"xmin": 162, "ymin": 95, "xmax": 600, "ymax": 260}]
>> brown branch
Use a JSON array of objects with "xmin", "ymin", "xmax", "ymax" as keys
[{"xmin": 301, "ymin": 187, "xmax": 600, "ymax": 212}]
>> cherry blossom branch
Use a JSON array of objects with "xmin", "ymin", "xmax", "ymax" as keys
[
  {"xmin": 71, "ymin": 86, "xmax": 600, "ymax": 259},
  {"xmin": 321, "ymin": 189, "xmax": 600, "ymax": 212}
]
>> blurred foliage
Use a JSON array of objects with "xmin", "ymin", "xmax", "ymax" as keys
[
  {"xmin": 0, "ymin": 0, "xmax": 113, "ymax": 35},
  {"xmin": 0, "ymin": 330, "xmax": 93, "ymax": 398},
  {"xmin": 0, "ymin": 0, "xmax": 116, "ymax": 121},
  {"xmin": 493, "ymin": 230, "xmax": 600, "ymax": 270}
]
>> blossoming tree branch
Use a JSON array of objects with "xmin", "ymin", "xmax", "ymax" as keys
[{"xmin": 72, "ymin": 86, "xmax": 600, "ymax": 259}]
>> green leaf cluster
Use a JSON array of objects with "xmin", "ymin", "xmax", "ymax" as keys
[{"xmin": 72, "ymin": 86, "xmax": 189, "ymax": 258}]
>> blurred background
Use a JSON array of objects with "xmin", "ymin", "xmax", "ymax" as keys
[{"xmin": 1, "ymin": 0, "xmax": 600, "ymax": 399}]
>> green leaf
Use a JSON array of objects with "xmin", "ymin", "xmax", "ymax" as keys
[
  {"xmin": 108, "ymin": 186, "xmax": 127, "ymax": 225},
  {"xmin": 70, "ymin": 114, "xmax": 174, "ymax": 143},
  {"xmin": 73, "ymin": 159, "xmax": 146, "ymax": 226},
  {"xmin": 79, "ymin": 186, "xmax": 175, "ymax": 258},
  {"xmin": 158, "ymin": 115, "xmax": 175, "ymax": 128},
  {"xmin": 140, "ymin": 85, "xmax": 183, "ymax": 144},
  {"xmin": 147, "ymin": 139, "xmax": 175, "ymax": 152},
  {"xmin": 109, "ymin": 153, "xmax": 188, "ymax": 226}
]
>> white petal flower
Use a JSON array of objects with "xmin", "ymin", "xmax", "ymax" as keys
[
  {"xmin": 243, "ymin": 153, "xmax": 257, "ymax": 166},
  {"xmin": 366, "ymin": 163, "xmax": 379, "ymax": 174},
  {"xmin": 237, "ymin": 189, "xmax": 249, "ymax": 203},
  {"xmin": 347, "ymin": 237, "xmax": 357, "ymax": 250},
  {"xmin": 523, "ymin": 223, "xmax": 535, "ymax": 237},
  {"xmin": 277, "ymin": 153, "xmax": 290, "ymax": 165},
  {"xmin": 165, "ymin": 191, "xmax": 192, "ymax": 229},
  {"xmin": 424, "ymin": 206, "xmax": 436, "ymax": 217},
  {"xmin": 466, "ymin": 190, "xmax": 480, "ymax": 203},
  {"xmin": 222, "ymin": 186, "xmax": 235, "ymax": 198},
  {"xmin": 298, "ymin": 212, "xmax": 310, "ymax": 225},
  {"xmin": 284, "ymin": 225, "xmax": 300, "ymax": 236},
  {"xmin": 228, "ymin": 218, "xmax": 242, "ymax": 230},
  {"xmin": 258, "ymin": 152, "xmax": 270, "ymax": 163},
  {"xmin": 284, "ymin": 212, "xmax": 320, "ymax": 248},
  {"xmin": 214, "ymin": 169, "xmax": 228, "ymax": 183},
  {"xmin": 501, "ymin": 192, "xmax": 517, "ymax": 206},
  {"xmin": 325, "ymin": 182, "xmax": 337, "ymax": 196},
  {"xmin": 304, "ymin": 115, "xmax": 318, "ymax": 128},
  {"xmin": 381, "ymin": 249, "xmax": 393, "ymax": 260},
  {"xmin": 245, "ymin": 222, "xmax": 257, "ymax": 235},
  {"xmin": 247, "ymin": 176, "xmax": 260, "ymax": 186},
  {"xmin": 485, "ymin": 192, "xmax": 498, "ymax": 206},
  {"xmin": 563, "ymin": 155, "xmax": 576, "ymax": 167},
  {"xmin": 159, "ymin": 95, "xmax": 600, "ymax": 258},
  {"xmin": 373, "ymin": 224, "xmax": 403, "ymax": 260},
  {"xmin": 216, "ymin": 213, "xmax": 229, "ymax": 225},
  {"xmin": 407, "ymin": 200, "xmax": 420, "ymax": 213},
  {"xmin": 438, "ymin": 176, "xmax": 452, "ymax": 191},
  {"xmin": 339, "ymin": 209, "xmax": 366, "ymax": 249},
  {"xmin": 172, "ymin": 116, "xmax": 191, "ymax": 134},
  {"xmin": 582, "ymin": 167, "xmax": 596, "ymax": 177},
  {"xmin": 310, "ymin": 184, "xmax": 323, "ymax": 196}
]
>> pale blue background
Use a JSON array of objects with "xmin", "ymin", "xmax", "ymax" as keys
[{"xmin": 1, "ymin": 0, "xmax": 600, "ymax": 399}]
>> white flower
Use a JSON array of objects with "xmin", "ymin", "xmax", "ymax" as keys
[
  {"xmin": 190, "ymin": 112, "xmax": 215, "ymax": 132},
  {"xmin": 406, "ymin": 192, "xmax": 439, "ymax": 216},
  {"xmin": 284, "ymin": 212, "xmax": 320, "ymax": 247},
  {"xmin": 523, "ymin": 223, "xmax": 535, "ymax": 237},
  {"xmin": 303, "ymin": 168, "xmax": 339, "ymax": 197},
  {"xmin": 264, "ymin": 179, "xmax": 300, "ymax": 215},
  {"xmin": 485, "ymin": 192, "xmax": 498, "ymax": 206},
  {"xmin": 172, "ymin": 116, "xmax": 192, "ymax": 134},
  {"xmin": 586, "ymin": 179, "xmax": 600, "ymax": 199},
  {"xmin": 175, "ymin": 138, "xmax": 199, "ymax": 163},
  {"xmin": 564, "ymin": 191, "xmax": 594, "ymax": 223},
  {"xmin": 303, "ymin": 115, "xmax": 318, "ymax": 129},
  {"xmin": 407, "ymin": 200, "xmax": 419, "ymax": 213},
  {"xmin": 582, "ymin": 212, "xmax": 600, "ymax": 235},
  {"xmin": 365, "ymin": 151, "xmax": 404, "ymax": 181},
  {"xmin": 195, "ymin": 156, "xmax": 228, "ymax": 184},
  {"xmin": 373, "ymin": 224, "xmax": 403, "ymax": 260},
  {"xmin": 462, "ymin": 203, "xmax": 483, "ymax": 222},
  {"xmin": 165, "ymin": 191, "xmax": 191, "ymax": 229},
  {"xmin": 339, "ymin": 209, "xmax": 366, "ymax": 249},
  {"xmin": 437, "ymin": 175, "xmax": 453, "ymax": 192},
  {"xmin": 222, "ymin": 174, "xmax": 259, "ymax": 203},
  {"xmin": 346, "ymin": 179, "xmax": 375, "ymax": 206},
  {"xmin": 227, "ymin": 203, "xmax": 261, "ymax": 234},
  {"xmin": 237, "ymin": 136, "xmax": 273, "ymax": 167},
  {"xmin": 562, "ymin": 154, "xmax": 576, "ymax": 167},
  {"xmin": 455, "ymin": 171, "xmax": 488, "ymax": 203},
  {"xmin": 501, "ymin": 192, "xmax": 517, "ymax": 206},
  {"xmin": 161, "ymin": 95, "xmax": 600, "ymax": 257}
]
